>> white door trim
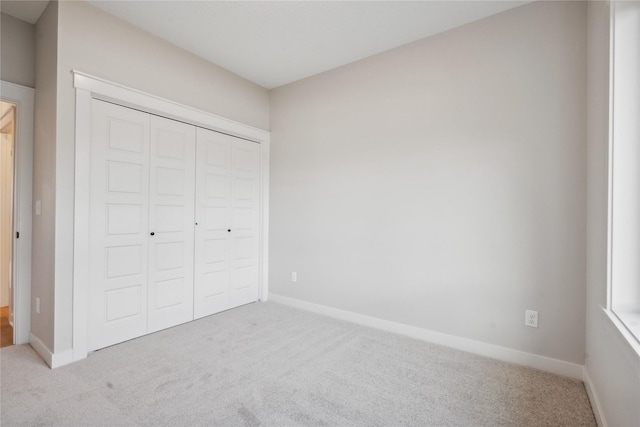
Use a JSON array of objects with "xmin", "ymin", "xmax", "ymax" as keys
[
  {"xmin": 72, "ymin": 71, "xmax": 270, "ymax": 362},
  {"xmin": 1, "ymin": 80, "xmax": 34, "ymax": 345}
]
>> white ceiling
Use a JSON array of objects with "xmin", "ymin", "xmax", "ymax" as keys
[{"xmin": 2, "ymin": 1, "xmax": 531, "ymax": 89}]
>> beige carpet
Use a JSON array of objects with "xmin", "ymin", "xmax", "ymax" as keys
[{"xmin": 1, "ymin": 301, "xmax": 595, "ymax": 426}]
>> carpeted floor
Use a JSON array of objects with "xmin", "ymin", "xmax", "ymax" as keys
[{"xmin": 1, "ymin": 301, "xmax": 596, "ymax": 426}]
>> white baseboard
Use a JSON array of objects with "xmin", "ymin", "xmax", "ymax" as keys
[
  {"xmin": 29, "ymin": 333, "xmax": 75, "ymax": 369},
  {"xmin": 269, "ymin": 293, "xmax": 584, "ymax": 380},
  {"xmin": 583, "ymin": 367, "xmax": 608, "ymax": 427}
]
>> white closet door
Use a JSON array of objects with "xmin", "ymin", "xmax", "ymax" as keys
[
  {"xmin": 147, "ymin": 116, "xmax": 196, "ymax": 333},
  {"xmin": 194, "ymin": 128, "xmax": 232, "ymax": 318},
  {"xmin": 88, "ymin": 100, "xmax": 260, "ymax": 348},
  {"xmin": 88, "ymin": 100, "xmax": 150, "ymax": 351},
  {"xmin": 228, "ymin": 139, "xmax": 261, "ymax": 307},
  {"xmin": 194, "ymin": 129, "xmax": 260, "ymax": 318}
]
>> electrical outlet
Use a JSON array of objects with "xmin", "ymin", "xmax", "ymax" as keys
[
  {"xmin": 35, "ymin": 297, "xmax": 40, "ymax": 314},
  {"xmin": 525, "ymin": 309, "xmax": 538, "ymax": 328},
  {"xmin": 291, "ymin": 272, "xmax": 297, "ymax": 283}
]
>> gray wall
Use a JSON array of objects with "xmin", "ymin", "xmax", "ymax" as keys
[
  {"xmin": 31, "ymin": 0, "xmax": 57, "ymax": 351},
  {"xmin": 30, "ymin": 0, "xmax": 270, "ymax": 353},
  {"xmin": 269, "ymin": 1, "xmax": 587, "ymax": 364},
  {"xmin": 585, "ymin": 2, "xmax": 640, "ymax": 425},
  {"xmin": 1, "ymin": 13, "xmax": 35, "ymax": 88}
]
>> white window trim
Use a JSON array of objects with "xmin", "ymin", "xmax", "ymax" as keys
[
  {"xmin": 72, "ymin": 71, "xmax": 270, "ymax": 362},
  {"xmin": 605, "ymin": 3, "xmax": 640, "ymax": 357},
  {"xmin": 601, "ymin": 307, "xmax": 640, "ymax": 357}
]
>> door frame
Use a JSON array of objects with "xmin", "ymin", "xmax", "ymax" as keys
[
  {"xmin": 72, "ymin": 71, "xmax": 270, "ymax": 362},
  {"xmin": 1, "ymin": 81, "xmax": 34, "ymax": 346}
]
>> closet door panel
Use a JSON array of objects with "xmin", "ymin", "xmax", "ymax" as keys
[
  {"xmin": 147, "ymin": 115, "xmax": 196, "ymax": 333},
  {"xmin": 194, "ymin": 128, "xmax": 232, "ymax": 318},
  {"xmin": 229, "ymin": 140, "xmax": 260, "ymax": 307},
  {"xmin": 88, "ymin": 100, "xmax": 150, "ymax": 352}
]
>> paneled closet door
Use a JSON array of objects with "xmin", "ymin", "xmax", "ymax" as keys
[
  {"xmin": 194, "ymin": 128, "xmax": 232, "ymax": 318},
  {"xmin": 228, "ymin": 138, "xmax": 261, "ymax": 308},
  {"xmin": 147, "ymin": 116, "xmax": 196, "ymax": 333},
  {"xmin": 88, "ymin": 100, "xmax": 151, "ymax": 352},
  {"xmin": 193, "ymin": 129, "xmax": 261, "ymax": 318}
]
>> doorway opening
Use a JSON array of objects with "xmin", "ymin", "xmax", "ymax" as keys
[
  {"xmin": 1, "ymin": 100, "xmax": 16, "ymax": 348},
  {"xmin": 0, "ymin": 81, "xmax": 34, "ymax": 348}
]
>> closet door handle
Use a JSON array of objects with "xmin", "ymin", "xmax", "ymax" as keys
[{"xmin": 150, "ymin": 232, "xmax": 155, "ymax": 236}]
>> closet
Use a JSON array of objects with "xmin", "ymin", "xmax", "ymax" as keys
[{"xmin": 87, "ymin": 99, "xmax": 260, "ymax": 351}]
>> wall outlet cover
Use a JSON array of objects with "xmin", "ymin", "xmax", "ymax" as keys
[{"xmin": 525, "ymin": 309, "xmax": 538, "ymax": 328}]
